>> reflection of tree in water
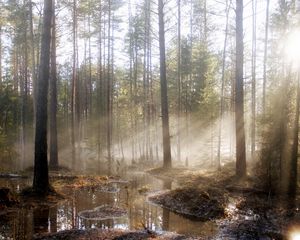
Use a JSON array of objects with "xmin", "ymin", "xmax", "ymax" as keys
[
  {"xmin": 162, "ymin": 180, "xmax": 172, "ymax": 231},
  {"xmin": 50, "ymin": 205, "xmax": 57, "ymax": 232},
  {"xmin": 33, "ymin": 207, "xmax": 50, "ymax": 234},
  {"xmin": 33, "ymin": 205, "xmax": 58, "ymax": 234}
]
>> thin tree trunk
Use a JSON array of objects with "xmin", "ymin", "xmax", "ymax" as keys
[
  {"xmin": 21, "ymin": 2, "xmax": 29, "ymax": 168},
  {"xmin": 203, "ymin": 0, "xmax": 207, "ymax": 42},
  {"xmin": 146, "ymin": 0, "xmax": 152, "ymax": 163},
  {"xmin": 97, "ymin": 0, "xmax": 103, "ymax": 169},
  {"xmin": 263, "ymin": 0, "xmax": 270, "ymax": 114},
  {"xmin": 217, "ymin": 0, "xmax": 229, "ymax": 170},
  {"xmin": 29, "ymin": 0, "xmax": 37, "ymax": 116},
  {"xmin": 288, "ymin": 68, "xmax": 300, "ymax": 196},
  {"xmin": 107, "ymin": 0, "xmax": 112, "ymax": 174},
  {"xmin": 0, "ymin": 25, "xmax": 2, "ymax": 86},
  {"xmin": 71, "ymin": 0, "xmax": 78, "ymax": 169},
  {"xmin": 177, "ymin": 0, "xmax": 181, "ymax": 164},
  {"xmin": 158, "ymin": 0, "xmax": 172, "ymax": 169},
  {"xmin": 49, "ymin": 0, "xmax": 58, "ymax": 169},
  {"xmin": 128, "ymin": 0, "xmax": 135, "ymax": 164},
  {"xmin": 143, "ymin": 5, "xmax": 148, "ymax": 161},
  {"xmin": 33, "ymin": 0, "xmax": 52, "ymax": 194},
  {"xmin": 36, "ymin": 11, "xmax": 43, "ymax": 74},
  {"xmin": 83, "ymin": 13, "xmax": 88, "ymax": 119},
  {"xmin": 88, "ymin": 4, "xmax": 92, "ymax": 116},
  {"xmin": 251, "ymin": 0, "xmax": 257, "ymax": 159},
  {"xmin": 235, "ymin": 0, "xmax": 246, "ymax": 177}
]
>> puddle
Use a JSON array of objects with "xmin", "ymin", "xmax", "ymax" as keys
[{"xmin": 0, "ymin": 172, "xmax": 217, "ymax": 239}]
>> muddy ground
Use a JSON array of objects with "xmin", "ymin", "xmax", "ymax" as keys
[
  {"xmin": 1, "ymin": 165, "xmax": 300, "ymax": 239},
  {"xmin": 147, "ymin": 166, "xmax": 300, "ymax": 239},
  {"xmin": 33, "ymin": 229, "xmax": 200, "ymax": 240}
]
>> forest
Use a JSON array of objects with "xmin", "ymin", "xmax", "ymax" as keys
[{"xmin": 1, "ymin": 0, "xmax": 300, "ymax": 239}]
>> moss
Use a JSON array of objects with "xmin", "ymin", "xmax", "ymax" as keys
[{"xmin": 149, "ymin": 187, "xmax": 225, "ymax": 221}]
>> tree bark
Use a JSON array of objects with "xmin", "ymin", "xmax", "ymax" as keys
[
  {"xmin": 107, "ymin": 0, "xmax": 112, "ymax": 174},
  {"xmin": 33, "ymin": 0, "xmax": 52, "ymax": 194},
  {"xmin": 217, "ymin": 0, "xmax": 229, "ymax": 170},
  {"xmin": 71, "ymin": 0, "xmax": 79, "ymax": 169},
  {"xmin": 288, "ymin": 69, "xmax": 300, "ymax": 196},
  {"xmin": 177, "ymin": 0, "xmax": 181, "ymax": 164},
  {"xmin": 251, "ymin": 0, "xmax": 257, "ymax": 159},
  {"xmin": 0, "ymin": 25, "xmax": 2, "ymax": 86},
  {"xmin": 49, "ymin": 0, "xmax": 58, "ymax": 169},
  {"xmin": 88, "ymin": 6, "xmax": 92, "ymax": 116},
  {"xmin": 263, "ymin": 0, "xmax": 270, "ymax": 114},
  {"xmin": 158, "ymin": 0, "xmax": 172, "ymax": 168},
  {"xmin": 29, "ymin": 0, "xmax": 37, "ymax": 117},
  {"xmin": 235, "ymin": 0, "xmax": 246, "ymax": 177}
]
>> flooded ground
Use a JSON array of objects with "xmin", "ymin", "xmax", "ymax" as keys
[
  {"xmin": 0, "ymin": 171, "xmax": 217, "ymax": 239},
  {"xmin": 2, "ymin": 168, "xmax": 300, "ymax": 239}
]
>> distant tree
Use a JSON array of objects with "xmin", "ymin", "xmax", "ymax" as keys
[
  {"xmin": 217, "ymin": 0, "xmax": 230, "ymax": 170},
  {"xmin": 263, "ymin": 0, "xmax": 270, "ymax": 114},
  {"xmin": 251, "ymin": 0, "xmax": 257, "ymax": 159},
  {"xmin": 107, "ymin": 0, "xmax": 112, "ymax": 174},
  {"xmin": 32, "ymin": 0, "xmax": 52, "ymax": 194},
  {"xmin": 235, "ymin": 0, "xmax": 246, "ymax": 177},
  {"xmin": 177, "ymin": 0, "xmax": 182, "ymax": 164},
  {"xmin": 0, "ymin": 23, "xmax": 2, "ymax": 85},
  {"xmin": 71, "ymin": 0, "xmax": 80, "ymax": 170},
  {"xmin": 288, "ymin": 72, "xmax": 300, "ymax": 195},
  {"xmin": 29, "ymin": 0, "xmax": 37, "ymax": 116},
  {"xmin": 158, "ymin": 0, "xmax": 171, "ymax": 168}
]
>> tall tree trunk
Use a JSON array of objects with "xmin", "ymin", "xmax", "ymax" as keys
[
  {"xmin": 0, "ymin": 25, "xmax": 2, "ymax": 86},
  {"xmin": 279, "ymin": 70, "xmax": 290, "ymax": 194},
  {"xmin": 97, "ymin": 0, "xmax": 103, "ymax": 168},
  {"xmin": 49, "ymin": 0, "xmax": 58, "ymax": 169},
  {"xmin": 251, "ymin": 0, "xmax": 257, "ymax": 159},
  {"xmin": 235, "ymin": 0, "xmax": 246, "ymax": 177},
  {"xmin": 185, "ymin": 0, "xmax": 194, "ymax": 167},
  {"xmin": 29, "ymin": 0, "xmax": 37, "ymax": 117},
  {"xmin": 36, "ymin": 13, "xmax": 42, "ymax": 74},
  {"xmin": 21, "ymin": 1, "xmax": 29, "ymax": 169},
  {"xmin": 88, "ymin": 5, "xmax": 92, "ymax": 116},
  {"xmin": 146, "ymin": 0, "xmax": 152, "ymax": 162},
  {"xmin": 107, "ymin": 0, "xmax": 112, "ymax": 174},
  {"xmin": 158, "ymin": 0, "xmax": 172, "ymax": 168},
  {"xmin": 128, "ymin": 0, "xmax": 135, "ymax": 164},
  {"xmin": 177, "ymin": 0, "xmax": 181, "ymax": 164},
  {"xmin": 83, "ymin": 13, "xmax": 88, "ymax": 119},
  {"xmin": 263, "ymin": 0, "xmax": 270, "ymax": 114},
  {"xmin": 71, "ymin": 0, "xmax": 78, "ymax": 169},
  {"xmin": 143, "ymin": 6, "xmax": 148, "ymax": 161},
  {"xmin": 288, "ymin": 69, "xmax": 300, "ymax": 196},
  {"xmin": 217, "ymin": 0, "xmax": 229, "ymax": 170},
  {"xmin": 203, "ymin": 0, "xmax": 207, "ymax": 42},
  {"xmin": 33, "ymin": 0, "xmax": 52, "ymax": 194}
]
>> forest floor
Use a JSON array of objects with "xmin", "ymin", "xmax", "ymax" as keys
[
  {"xmin": 147, "ymin": 164, "xmax": 300, "ymax": 239},
  {"xmin": 33, "ymin": 229, "xmax": 199, "ymax": 240},
  {"xmin": 1, "ymin": 165, "xmax": 300, "ymax": 239}
]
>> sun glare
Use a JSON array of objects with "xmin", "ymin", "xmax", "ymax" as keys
[
  {"xmin": 289, "ymin": 230, "xmax": 300, "ymax": 240},
  {"xmin": 285, "ymin": 30, "xmax": 300, "ymax": 63}
]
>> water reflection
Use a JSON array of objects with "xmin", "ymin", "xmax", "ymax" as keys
[
  {"xmin": 33, "ymin": 207, "xmax": 50, "ymax": 234},
  {"xmin": 162, "ymin": 179, "xmax": 171, "ymax": 231},
  {"xmin": 0, "ymin": 172, "xmax": 217, "ymax": 239},
  {"xmin": 49, "ymin": 206, "xmax": 57, "ymax": 232}
]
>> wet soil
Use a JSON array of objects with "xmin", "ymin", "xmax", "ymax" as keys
[
  {"xmin": 33, "ymin": 228, "xmax": 200, "ymax": 240},
  {"xmin": 2, "ymin": 166, "xmax": 300, "ymax": 239},
  {"xmin": 0, "ymin": 171, "xmax": 210, "ymax": 239},
  {"xmin": 149, "ymin": 187, "xmax": 225, "ymax": 221},
  {"xmin": 147, "ymin": 166, "xmax": 300, "ymax": 239}
]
